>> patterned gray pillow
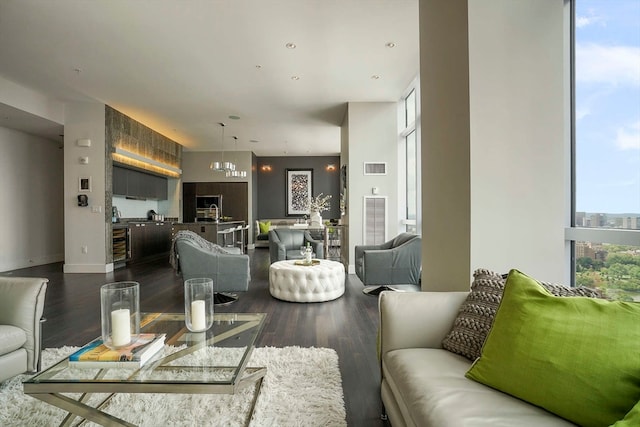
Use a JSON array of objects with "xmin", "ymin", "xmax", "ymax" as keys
[{"xmin": 441, "ymin": 268, "xmax": 604, "ymax": 361}]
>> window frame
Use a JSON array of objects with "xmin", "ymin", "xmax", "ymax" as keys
[
  {"xmin": 566, "ymin": 0, "xmax": 640, "ymax": 286},
  {"xmin": 398, "ymin": 79, "xmax": 421, "ymax": 235}
]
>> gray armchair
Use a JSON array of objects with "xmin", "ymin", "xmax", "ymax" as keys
[
  {"xmin": 355, "ymin": 233, "xmax": 421, "ymax": 295},
  {"xmin": 171, "ymin": 230, "xmax": 250, "ymax": 305},
  {"xmin": 269, "ymin": 228, "xmax": 324, "ymax": 264},
  {"xmin": 0, "ymin": 276, "xmax": 48, "ymax": 383}
]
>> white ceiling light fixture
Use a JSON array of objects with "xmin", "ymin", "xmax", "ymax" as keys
[
  {"xmin": 210, "ymin": 122, "xmax": 236, "ymax": 173},
  {"xmin": 285, "ymin": 42, "xmax": 297, "ymax": 49}
]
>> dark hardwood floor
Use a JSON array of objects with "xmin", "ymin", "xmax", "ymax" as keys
[{"xmin": 3, "ymin": 248, "xmax": 385, "ymax": 426}]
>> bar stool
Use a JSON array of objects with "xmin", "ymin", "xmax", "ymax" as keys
[
  {"xmin": 235, "ymin": 225, "xmax": 250, "ymax": 253},
  {"xmin": 217, "ymin": 228, "xmax": 235, "ymax": 248}
]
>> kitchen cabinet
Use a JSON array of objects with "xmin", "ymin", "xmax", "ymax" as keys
[
  {"xmin": 113, "ymin": 167, "xmax": 128, "ymax": 196},
  {"xmin": 128, "ymin": 222, "xmax": 171, "ymax": 263},
  {"xmin": 183, "ymin": 183, "xmax": 196, "ymax": 223},
  {"xmin": 113, "ymin": 166, "xmax": 168, "ymax": 200}
]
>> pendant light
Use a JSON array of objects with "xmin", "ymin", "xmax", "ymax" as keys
[
  {"xmin": 226, "ymin": 136, "xmax": 247, "ymax": 178},
  {"xmin": 209, "ymin": 123, "xmax": 236, "ymax": 172}
]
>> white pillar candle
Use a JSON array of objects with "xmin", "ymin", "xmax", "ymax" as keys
[
  {"xmin": 191, "ymin": 300, "xmax": 206, "ymax": 331},
  {"xmin": 111, "ymin": 308, "xmax": 131, "ymax": 347}
]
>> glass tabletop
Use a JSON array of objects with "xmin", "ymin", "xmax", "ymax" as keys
[{"xmin": 25, "ymin": 312, "xmax": 266, "ymax": 388}]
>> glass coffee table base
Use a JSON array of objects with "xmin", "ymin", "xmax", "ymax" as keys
[{"xmin": 28, "ymin": 367, "xmax": 267, "ymax": 427}]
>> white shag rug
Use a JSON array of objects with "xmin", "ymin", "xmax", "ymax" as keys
[{"xmin": 0, "ymin": 346, "xmax": 346, "ymax": 427}]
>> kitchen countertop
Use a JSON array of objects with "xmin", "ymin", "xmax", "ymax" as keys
[
  {"xmin": 112, "ymin": 220, "xmax": 245, "ymax": 228},
  {"xmin": 177, "ymin": 221, "xmax": 244, "ymax": 225}
]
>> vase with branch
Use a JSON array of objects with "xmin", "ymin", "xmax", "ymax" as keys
[{"xmin": 306, "ymin": 193, "xmax": 332, "ymax": 227}]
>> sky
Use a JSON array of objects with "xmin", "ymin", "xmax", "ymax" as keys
[{"xmin": 575, "ymin": 0, "xmax": 640, "ymax": 214}]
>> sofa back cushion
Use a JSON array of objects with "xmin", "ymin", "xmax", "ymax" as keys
[
  {"xmin": 441, "ymin": 268, "xmax": 603, "ymax": 361},
  {"xmin": 258, "ymin": 221, "xmax": 271, "ymax": 234},
  {"xmin": 273, "ymin": 228, "xmax": 306, "ymax": 249},
  {"xmin": 465, "ymin": 269, "xmax": 640, "ymax": 427}
]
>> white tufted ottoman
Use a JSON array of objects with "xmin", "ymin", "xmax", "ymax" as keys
[{"xmin": 269, "ymin": 259, "xmax": 345, "ymax": 302}]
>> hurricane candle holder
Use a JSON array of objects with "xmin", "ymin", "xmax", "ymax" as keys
[
  {"xmin": 100, "ymin": 281, "xmax": 140, "ymax": 349},
  {"xmin": 184, "ymin": 278, "xmax": 214, "ymax": 332}
]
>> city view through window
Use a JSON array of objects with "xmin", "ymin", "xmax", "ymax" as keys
[{"xmin": 574, "ymin": 1, "xmax": 640, "ymax": 301}]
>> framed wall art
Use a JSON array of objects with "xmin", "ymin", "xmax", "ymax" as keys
[
  {"xmin": 78, "ymin": 176, "xmax": 92, "ymax": 192},
  {"xmin": 286, "ymin": 169, "xmax": 313, "ymax": 216}
]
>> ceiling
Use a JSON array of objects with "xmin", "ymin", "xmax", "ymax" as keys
[{"xmin": 0, "ymin": 0, "xmax": 419, "ymax": 156}]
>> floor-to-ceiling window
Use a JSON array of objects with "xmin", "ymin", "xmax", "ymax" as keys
[
  {"xmin": 567, "ymin": 0, "xmax": 640, "ymax": 300},
  {"xmin": 399, "ymin": 82, "xmax": 421, "ymax": 234}
]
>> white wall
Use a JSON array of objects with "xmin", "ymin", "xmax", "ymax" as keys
[
  {"xmin": 468, "ymin": 0, "xmax": 568, "ymax": 283},
  {"xmin": 63, "ymin": 102, "xmax": 109, "ymax": 273},
  {"xmin": 344, "ymin": 102, "xmax": 399, "ymax": 273},
  {"xmin": 419, "ymin": 0, "xmax": 569, "ymax": 290},
  {"xmin": 419, "ymin": 0, "xmax": 471, "ymax": 291},
  {"xmin": 0, "ymin": 126, "xmax": 64, "ymax": 271}
]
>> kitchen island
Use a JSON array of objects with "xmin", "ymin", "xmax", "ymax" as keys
[{"xmin": 171, "ymin": 221, "xmax": 247, "ymax": 252}]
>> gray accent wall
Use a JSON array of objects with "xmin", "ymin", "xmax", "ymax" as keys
[{"xmin": 256, "ymin": 156, "xmax": 340, "ymax": 220}]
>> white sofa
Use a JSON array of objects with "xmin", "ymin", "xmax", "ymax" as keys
[{"xmin": 378, "ymin": 291, "xmax": 575, "ymax": 427}]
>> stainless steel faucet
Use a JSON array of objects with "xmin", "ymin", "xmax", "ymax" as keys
[{"xmin": 209, "ymin": 204, "xmax": 219, "ymax": 221}]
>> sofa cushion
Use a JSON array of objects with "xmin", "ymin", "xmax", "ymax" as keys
[
  {"xmin": 442, "ymin": 268, "xmax": 604, "ymax": 361},
  {"xmin": 383, "ymin": 348, "xmax": 574, "ymax": 427},
  {"xmin": 466, "ymin": 269, "xmax": 640, "ymax": 427},
  {"xmin": 0, "ymin": 325, "xmax": 27, "ymax": 356},
  {"xmin": 612, "ymin": 400, "xmax": 640, "ymax": 426},
  {"xmin": 258, "ymin": 221, "xmax": 271, "ymax": 234}
]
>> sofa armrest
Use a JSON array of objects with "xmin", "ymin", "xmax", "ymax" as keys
[
  {"xmin": 0, "ymin": 277, "xmax": 48, "ymax": 372},
  {"xmin": 268, "ymin": 230, "xmax": 286, "ymax": 263},
  {"xmin": 379, "ymin": 291, "xmax": 468, "ymax": 356}
]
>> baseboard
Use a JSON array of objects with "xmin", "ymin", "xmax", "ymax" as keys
[
  {"xmin": 63, "ymin": 263, "xmax": 114, "ymax": 273},
  {"xmin": 0, "ymin": 254, "xmax": 64, "ymax": 272}
]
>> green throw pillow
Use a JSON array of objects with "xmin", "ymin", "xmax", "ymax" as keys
[
  {"xmin": 465, "ymin": 269, "xmax": 640, "ymax": 427},
  {"xmin": 611, "ymin": 400, "xmax": 640, "ymax": 426},
  {"xmin": 258, "ymin": 221, "xmax": 271, "ymax": 234}
]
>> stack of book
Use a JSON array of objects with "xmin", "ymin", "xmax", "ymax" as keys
[{"xmin": 68, "ymin": 333, "xmax": 166, "ymax": 368}]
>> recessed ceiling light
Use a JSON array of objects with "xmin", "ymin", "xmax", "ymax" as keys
[
  {"xmin": 228, "ymin": 115, "xmax": 241, "ymax": 120},
  {"xmin": 291, "ymin": 75, "xmax": 300, "ymax": 81},
  {"xmin": 255, "ymin": 64, "xmax": 262, "ymax": 69},
  {"xmin": 386, "ymin": 42, "xmax": 396, "ymax": 48},
  {"xmin": 371, "ymin": 75, "xmax": 380, "ymax": 80},
  {"xmin": 285, "ymin": 42, "xmax": 297, "ymax": 49}
]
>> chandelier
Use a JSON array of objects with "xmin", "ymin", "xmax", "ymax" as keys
[
  {"xmin": 226, "ymin": 136, "xmax": 248, "ymax": 178},
  {"xmin": 210, "ymin": 122, "xmax": 236, "ymax": 172}
]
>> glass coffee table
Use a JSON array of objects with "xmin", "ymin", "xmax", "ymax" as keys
[{"xmin": 24, "ymin": 312, "xmax": 266, "ymax": 427}]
